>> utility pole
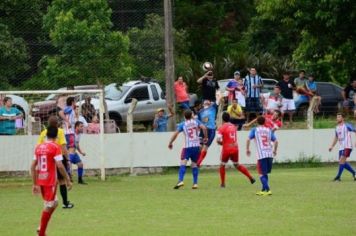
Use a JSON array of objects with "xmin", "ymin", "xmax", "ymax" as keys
[{"xmin": 164, "ymin": 0, "xmax": 176, "ymax": 131}]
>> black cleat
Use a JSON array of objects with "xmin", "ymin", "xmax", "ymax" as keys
[
  {"xmin": 78, "ymin": 180, "xmax": 88, "ymax": 185},
  {"xmin": 220, "ymin": 184, "xmax": 225, "ymax": 188},
  {"xmin": 63, "ymin": 202, "xmax": 74, "ymax": 209},
  {"xmin": 173, "ymin": 181, "xmax": 184, "ymax": 189},
  {"xmin": 250, "ymin": 178, "xmax": 256, "ymax": 184},
  {"xmin": 333, "ymin": 177, "xmax": 341, "ymax": 182}
]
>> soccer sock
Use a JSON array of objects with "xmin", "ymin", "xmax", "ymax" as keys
[
  {"xmin": 259, "ymin": 175, "xmax": 268, "ymax": 191},
  {"xmin": 178, "ymin": 165, "xmax": 186, "ymax": 182},
  {"xmin": 192, "ymin": 167, "xmax": 199, "ymax": 184},
  {"xmin": 236, "ymin": 165, "xmax": 253, "ymax": 180},
  {"xmin": 336, "ymin": 163, "xmax": 345, "ymax": 178},
  {"xmin": 39, "ymin": 210, "xmax": 53, "ymax": 236},
  {"xmin": 78, "ymin": 167, "xmax": 84, "ymax": 178},
  {"xmin": 59, "ymin": 184, "xmax": 68, "ymax": 205},
  {"xmin": 264, "ymin": 175, "xmax": 270, "ymax": 191},
  {"xmin": 343, "ymin": 162, "xmax": 356, "ymax": 176},
  {"xmin": 219, "ymin": 166, "xmax": 226, "ymax": 185},
  {"xmin": 197, "ymin": 150, "xmax": 207, "ymax": 167}
]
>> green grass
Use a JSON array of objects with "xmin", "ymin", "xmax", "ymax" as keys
[{"xmin": 1, "ymin": 167, "xmax": 356, "ymax": 235}]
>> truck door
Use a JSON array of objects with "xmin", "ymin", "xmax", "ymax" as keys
[{"xmin": 124, "ymin": 85, "xmax": 153, "ymax": 121}]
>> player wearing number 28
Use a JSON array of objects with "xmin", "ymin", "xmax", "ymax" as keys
[
  {"xmin": 168, "ymin": 110, "xmax": 208, "ymax": 189},
  {"xmin": 216, "ymin": 112, "xmax": 255, "ymax": 187},
  {"xmin": 246, "ymin": 116, "xmax": 278, "ymax": 196}
]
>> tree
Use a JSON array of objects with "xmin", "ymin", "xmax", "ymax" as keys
[{"xmin": 26, "ymin": 0, "xmax": 133, "ymax": 89}]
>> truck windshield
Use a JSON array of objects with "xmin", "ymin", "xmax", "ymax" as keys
[{"xmin": 105, "ymin": 84, "xmax": 130, "ymax": 101}]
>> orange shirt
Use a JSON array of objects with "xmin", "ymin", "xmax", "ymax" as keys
[{"xmin": 174, "ymin": 81, "xmax": 189, "ymax": 103}]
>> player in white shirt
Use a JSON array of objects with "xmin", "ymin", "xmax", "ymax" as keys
[
  {"xmin": 328, "ymin": 113, "xmax": 356, "ymax": 181},
  {"xmin": 168, "ymin": 110, "xmax": 208, "ymax": 189},
  {"xmin": 246, "ymin": 116, "xmax": 278, "ymax": 196}
]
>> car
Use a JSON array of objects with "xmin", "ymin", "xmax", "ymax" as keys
[
  {"xmin": 294, "ymin": 82, "xmax": 343, "ymax": 116},
  {"xmin": 31, "ymin": 85, "xmax": 99, "ymax": 122},
  {"xmin": 218, "ymin": 78, "xmax": 278, "ymax": 96}
]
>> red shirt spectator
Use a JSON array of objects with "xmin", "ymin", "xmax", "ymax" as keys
[{"xmin": 174, "ymin": 76, "xmax": 190, "ymax": 110}]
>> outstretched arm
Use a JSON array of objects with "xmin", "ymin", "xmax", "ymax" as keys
[{"xmin": 168, "ymin": 131, "xmax": 179, "ymax": 149}]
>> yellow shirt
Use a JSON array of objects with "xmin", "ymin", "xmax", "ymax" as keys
[
  {"xmin": 37, "ymin": 128, "xmax": 66, "ymax": 146},
  {"xmin": 227, "ymin": 104, "xmax": 243, "ymax": 119}
]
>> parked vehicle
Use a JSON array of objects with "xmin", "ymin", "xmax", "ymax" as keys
[
  {"xmin": 0, "ymin": 94, "xmax": 29, "ymax": 119},
  {"xmin": 294, "ymin": 82, "xmax": 343, "ymax": 116},
  {"xmin": 31, "ymin": 85, "xmax": 99, "ymax": 122},
  {"xmin": 89, "ymin": 80, "xmax": 198, "ymax": 126}
]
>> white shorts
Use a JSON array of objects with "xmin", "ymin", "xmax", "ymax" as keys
[{"xmin": 281, "ymin": 98, "xmax": 295, "ymax": 112}]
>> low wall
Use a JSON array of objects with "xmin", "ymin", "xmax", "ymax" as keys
[{"xmin": 0, "ymin": 129, "xmax": 349, "ymax": 172}]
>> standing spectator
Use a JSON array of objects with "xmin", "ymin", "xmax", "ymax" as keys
[
  {"xmin": 197, "ymin": 70, "xmax": 220, "ymax": 102},
  {"xmin": 305, "ymin": 74, "xmax": 321, "ymax": 113},
  {"xmin": 244, "ymin": 67, "xmax": 263, "ymax": 121},
  {"xmin": 277, "ymin": 71, "xmax": 296, "ymax": 124},
  {"xmin": 153, "ymin": 104, "xmax": 174, "ymax": 132},
  {"xmin": 56, "ymin": 86, "xmax": 74, "ymax": 113},
  {"xmin": 227, "ymin": 98, "xmax": 245, "ymax": 130},
  {"xmin": 341, "ymin": 79, "xmax": 356, "ymax": 113},
  {"xmin": 0, "ymin": 97, "xmax": 23, "ymax": 135},
  {"xmin": 174, "ymin": 76, "xmax": 190, "ymax": 111},
  {"xmin": 226, "ymin": 71, "xmax": 240, "ymax": 105},
  {"xmin": 81, "ymin": 96, "xmax": 96, "ymax": 123}
]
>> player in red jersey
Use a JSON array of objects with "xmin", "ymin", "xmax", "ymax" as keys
[
  {"xmin": 31, "ymin": 126, "xmax": 72, "ymax": 236},
  {"xmin": 216, "ymin": 112, "xmax": 255, "ymax": 187},
  {"xmin": 243, "ymin": 109, "xmax": 282, "ymax": 132}
]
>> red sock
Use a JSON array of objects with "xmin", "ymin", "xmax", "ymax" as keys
[
  {"xmin": 237, "ymin": 165, "xmax": 253, "ymax": 180},
  {"xmin": 39, "ymin": 210, "xmax": 53, "ymax": 236},
  {"xmin": 219, "ymin": 166, "xmax": 226, "ymax": 185},
  {"xmin": 197, "ymin": 150, "xmax": 207, "ymax": 167}
]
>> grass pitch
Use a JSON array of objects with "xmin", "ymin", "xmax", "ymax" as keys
[{"xmin": 1, "ymin": 166, "xmax": 356, "ymax": 236}]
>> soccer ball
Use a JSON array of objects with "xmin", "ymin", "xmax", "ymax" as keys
[{"xmin": 202, "ymin": 62, "xmax": 213, "ymax": 72}]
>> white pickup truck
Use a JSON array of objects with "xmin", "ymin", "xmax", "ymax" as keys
[{"xmin": 90, "ymin": 80, "xmax": 197, "ymax": 126}]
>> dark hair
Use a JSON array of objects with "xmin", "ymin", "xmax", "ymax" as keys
[
  {"xmin": 222, "ymin": 112, "xmax": 230, "ymax": 122},
  {"xmin": 46, "ymin": 126, "xmax": 58, "ymax": 139},
  {"xmin": 299, "ymin": 69, "xmax": 306, "ymax": 73},
  {"xmin": 257, "ymin": 116, "xmax": 266, "ymax": 125},
  {"xmin": 184, "ymin": 109, "xmax": 193, "ymax": 119},
  {"xmin": 75, "ymin": 121, "xmax": 83, "ymax": 128},
  {"xmin": 66, "ymin": 97, "xmax": 75, "ymax": 106},
  {"xmin": 336, "ymin": 112, "xmax": 344, "ymax": 118},
  {"xmin": 283, "ymin": 71, "xmax": 291, "ymax": 75},
  {"xmin": 47, "ymin": 116, "xmax": 59, "ymax": 128},
  {"xmin": 3, "ymin": 97, "xmax": 12, "ymax": 103},
  {"xmin": 194, "ymin": 100, "xmax": 201, "ymax": 107}
]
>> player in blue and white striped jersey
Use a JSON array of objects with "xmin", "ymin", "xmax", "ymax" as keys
[
  {"xmin": 246, "ymin": 116, "xmax": 278, "ymax": 196},
  {"xmin": 168, "ymin": 110, "xmax": 208, "ymax": 189}
]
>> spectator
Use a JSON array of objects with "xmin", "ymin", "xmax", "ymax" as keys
[
  {"xmin": 305, "ymin": 74, "xmax": 322, "ymax": 113},
  {"xmin": 226, "ymin": 71, "xmax": 246, "ymax": 107},
  {"xmin": 0, "ymin": 97, "xmax": 23, "ymax": 135},
  {"xmin": 277, "ymin": 71, "xmax": 296, "ymax": 124},
  {"xmin": 243, "ymin": 67, "xmax": 263, "ymax": 121},
  {"xmin": 74, "ymin": 106, "xmax": 88, "ymax": 128},
  {"xmin": 174, "ymin": 76, "xmax": 190, "ymax": 111},
  {"xmin": 56, "ymin": 86, "xmax": 74, "ymax": 112},
  {"xmin": 197, "ymin": 70, "xmax": 220, "ymax": 102},
  {"xmin": 81, "ymin": 96, "xmax": 96, "ymax": 123},
  {"xmin": 153, "ymin": 104, "xmax": 174, "ymax": 132},
  {"xmin": 341, "ymin": 78, "xmax": 356, "ymax": 113},
  {"xmin": 262, "ymin": 86, "xmax": 283, "ymax": 113},
  {"xmin": 227, "ymin": 98, "xmax": 245, "ymax": 130},
  {"xmin": 192, "ymin": 99, "xmax": 202, "ymax": 118},
  {"xmin": 294, "ymin": 69, "xmax": 314, "ymax": 97}
]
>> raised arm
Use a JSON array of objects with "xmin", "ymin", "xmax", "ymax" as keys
[{"xmin": 167, "ymin": 103, "xmax": 175, "ymax": 118}]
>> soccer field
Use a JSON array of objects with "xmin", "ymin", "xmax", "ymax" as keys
[{"xmin": 1, "ymin": 167, "xmax": 356, "ymax": 236}]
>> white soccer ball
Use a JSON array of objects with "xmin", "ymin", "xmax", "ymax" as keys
[{"xmin": 202, "ymin": 62, "xmax": 213, "ymax": 72}]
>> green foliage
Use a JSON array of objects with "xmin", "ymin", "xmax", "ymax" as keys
[
  {"xmin": 28, "ymin": 0, "xmax": 133, "ymax": 89},
  {"xmin": 274, "ymin": 153, "xmax": 322, "ymax": 168},
  {"xmin": 127, "ymin": 14, "xmax": 192, "ymax": 83}
]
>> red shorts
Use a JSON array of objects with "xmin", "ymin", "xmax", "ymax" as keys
[
  {"xmin": 221, "ymin": 149, "xmax": 239, "ymax": 163},
  {"xmin": 40, "ymin": 185, "xmax": 57, "ymax": 204}
]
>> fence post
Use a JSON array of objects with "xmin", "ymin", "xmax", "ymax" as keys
[
  {"xmin": 127, "ymin": 99, "xmax": 138, "ymax": 175},
  {"xmin": 307, "ymin": 97, "xmax": 317, "ymax": 130}
]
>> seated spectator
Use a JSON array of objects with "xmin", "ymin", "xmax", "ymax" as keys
[
  {"xmin": 174, "ymin": 76, "xmax": 190, "ymax": 111},
  {"xmin": 81, "ymin": 96, "xmax": 96, "ymax": 123},
  {"xmin": 342, "ymin": 78, "xmax": 356, "ymax": 114},
  {"xmin": 227, "ymin": 98, "xmax": 245, "ymax": 130},
  {"xmin": 74, "ymin": 106, "xmax": 88, "ymax": 128},
  {"xmin": 261, "ymin": 86, "xmax": 283, "ymax": 113},
  {"xmin": 0, "ymin": 97, "xmax": 23, "ymax": 135},
  {"xmin": 305, "ymin": 74, "xmax": 321, "ymax": 113},
  {"xmin": 294, "ymin": 70, "xmax": 313, "ymax": 97},
  {"xmin": 153, "ymin": 104, "xmax": 174, "ymax": 132},
  {"xmin": 243, "ymin": 110, "xmax": 282, "ymax": 132}
]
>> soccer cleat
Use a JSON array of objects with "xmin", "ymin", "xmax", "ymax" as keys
[
  {"xmin": 333, "ymin": 177, "xmax": 341, "ymax": 182},
  {"xmin": 256, "ymin": 191, "xmax": 266, "ymax": 196},
  {"xmin": 250, "ymin": 178, "xmax": 256, "ymax": 184},
  {"xmin": 192, "ymin": 184, "xmax": 198, "ymax": 189},
  {"xmin": 220, "ymin": 184, "xmax": 225, "ymax": 188},
  {"xmin": 265, "ymin": 190, "xmax": 272, "ymax": 196},
  {"xmin": 78, "ymin": 180, "xmax": 88, "ymax": 185},
  {"xmin": 63, "ymin": 202, "xmax": 74, "ymax": 209},
  {"xmin": 173, "ymin": 181, "xmax": 184, "ymax": 189},
  {"xmin": 354, "ymin": 175, "xmax": 356, "ymax": 181}
]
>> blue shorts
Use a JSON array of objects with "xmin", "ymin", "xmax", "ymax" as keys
[
  {"xmin": 200, "ymin": 128, "xmax": 216, "ymax": 147},
  {"xmin": 339, "ymin": 149, "xmax": 352, "ymax": 158},
  {"xmin": 69, "ymin": 153, "xmax": 82, "ymax": 164},
  {"xmin": 257, "ymin": 158, "xmax": 273, "ymax": 175},
  {"xmin": 180, "ymin": 147, "xmax": 200, "ymax": 163},
  {"xmin": 178, "ymin": 101, "xmax": 190, "ymax": 110},
  {"xmin": 65, "ymin": 134, "xmax": 75, "ymax": 149}
]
